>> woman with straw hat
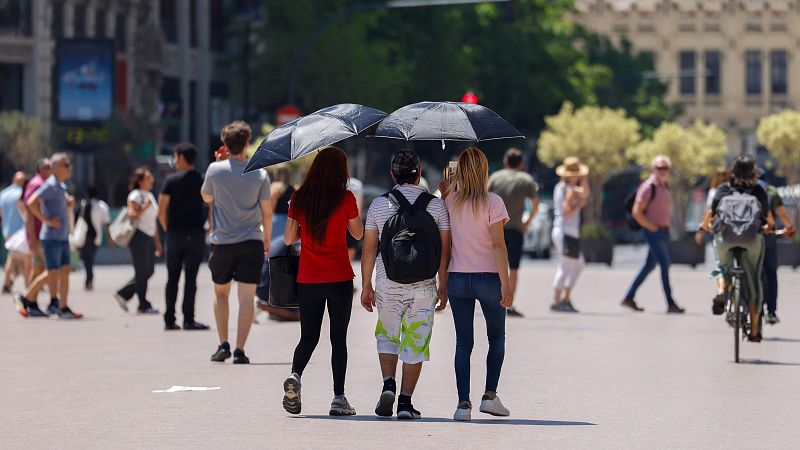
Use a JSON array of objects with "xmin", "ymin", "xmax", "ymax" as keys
[{"xmin": 551, "ymin": 157, "xmax": 589, "ymax": 313}]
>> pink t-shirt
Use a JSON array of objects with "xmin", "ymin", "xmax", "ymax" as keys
[
  {"xmin": 636, "ymin": 175, "xmax": 671, "ymax": 228},
  {"xmin": 446, "ymin": 192, "xmax": 509, "ymax": 273}
]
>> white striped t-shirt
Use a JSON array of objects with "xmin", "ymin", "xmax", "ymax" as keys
[{"xmin": 365, "ymin": 184, "xmax": 450, "ymax": 282}]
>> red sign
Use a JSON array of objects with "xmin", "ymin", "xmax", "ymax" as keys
[
  {"xmin": 461, "ymin": 91, "xmax": 478, "ymax": 104},
  {"xmin": 276, "ymin": 104, "xmax": 302, "ymax": 126}
]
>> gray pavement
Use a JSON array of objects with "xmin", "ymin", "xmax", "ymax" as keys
[{"xmin": 2, "ymin": 251, "xmax": 800, "ymax": 449}]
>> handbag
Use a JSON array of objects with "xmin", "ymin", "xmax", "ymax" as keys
[
  {"xmin": 268, "ymin": 247, "xmax": 300, "ymax": 308},
  {"xmin": 5, "ymin": 228, "xmax": 30, "ymax": 254},
  {"xmin": 69, "ymin": 202, "xmax": 89, "ymax": 249},
  {"xmin": 563, "ymin": 235, "xmax": 581, "ymax": 259},
  {"xmin": 109, "ymin": 209, "xmax": 138, "ymax": 248}
]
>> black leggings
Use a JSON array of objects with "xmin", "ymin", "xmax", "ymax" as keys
[{"xmin": 291, "ymin": 280, "xmax": 353, "ymax": 396}]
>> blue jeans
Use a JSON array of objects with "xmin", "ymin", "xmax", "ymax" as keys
[
  {"xmin": 41, "ymin": 239, "xmax": 71, "ymax": 270},
  {"xmin": 448, "ymin": 272, "xmax": 506, "ymax": 402},
  {"xmin": 624, "ymin": 229, "xmax": 675, "ymax": 305}
]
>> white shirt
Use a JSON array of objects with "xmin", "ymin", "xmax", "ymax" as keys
[
  {"xmin": 365, "ymin": 184, "xmax": 450, "ymax": 282},
  {"xmin": 127, "ymin": 190, "xmax": 159, "ymax": 237},
  {"xmin": 88, "ymin": 199, "xmax": 111, "ymax": 246},
  {"xmin": 553, "ymin": 181, "xmax": 581, "ymax": 237}
]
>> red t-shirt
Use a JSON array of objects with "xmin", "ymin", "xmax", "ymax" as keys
[{"xmin": 288, "ymin": 190, "xmax": 359, "ymax": 284}]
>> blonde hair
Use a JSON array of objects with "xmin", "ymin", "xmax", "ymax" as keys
[{"xmin": 452, "ymin": 147, "xmax": 489, "ymax": 216}]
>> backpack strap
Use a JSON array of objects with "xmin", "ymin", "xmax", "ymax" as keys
[
  {"xmin": 412, "ymin": 192, "xmax": 434, "ymax": 212},
  {"xmin": 386, "ymin": 189, "xmax": 413, "ymax": 212}
]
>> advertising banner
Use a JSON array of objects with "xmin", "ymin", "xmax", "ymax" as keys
[{"xmin": 57, "ymin": 39, "xmax": 114, "ymax": 122}]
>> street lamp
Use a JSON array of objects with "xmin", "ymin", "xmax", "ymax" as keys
[{"xmin": 285, "ymin": 0, "xmax": 512, "ymax": 106}]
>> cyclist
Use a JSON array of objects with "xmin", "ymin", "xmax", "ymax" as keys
[{"xmin": 698, "ymin": 155, "xmax": 774, "ymax": 342}]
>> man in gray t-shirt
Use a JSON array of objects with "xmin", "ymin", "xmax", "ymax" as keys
[{"xmin": 201, "ymin": 121, "xmax": 272, "ymax": 365}]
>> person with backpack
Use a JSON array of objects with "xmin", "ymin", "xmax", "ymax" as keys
[
  {"xmin": 439, "ymin": 147, "xmax": 512, "ymax": 422},
  {"xmin": 78, "ymin": 187, "xmax": 112, "ymax": 291},
  {"xmin": 360, "ymin": 150, "xmax": 450, "ymax": 420},
  {"xmin": 699, "ymin": 155, "xmax": 773, "ymax": 342},
  {"xmin": 281, "ymin": 147, "xmax": 364, "ymax": 417},
  {"xmin": 622, "ymin": 155, "xmax": 685, "ymax": 314}
]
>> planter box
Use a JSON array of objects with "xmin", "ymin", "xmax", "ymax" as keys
[
  {"xmin": 582, "ymin": 238, "xmax": 613, "ymax": 266},
  {"xmin": 777, "ymin": 242, "xmax": 800, "ymax": 269},
  {"xmin": 668, "ymin": 240, "xmax": 705, "ymax": 268}
]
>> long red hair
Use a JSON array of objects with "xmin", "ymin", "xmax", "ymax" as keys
[{"xmin": 292, "ymin": 147, "xmax": 350, "ymax": 242}]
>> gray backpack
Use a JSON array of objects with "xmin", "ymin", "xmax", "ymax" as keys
[{"xmin": 716, "ymin": 191, "xmax": 762, "ymax": 243}]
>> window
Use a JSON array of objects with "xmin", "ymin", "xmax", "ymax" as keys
[
  {"xmin": 771, "ymin": 50, "xmax": 788, "ymax": 95},
  {"xmin": 160, "ymin": 0, "xmax": 177, "ymax": 43},
  {"xmin": 95, "ymin": 8, "xmax": 107, "ymax": 37},
  {"xmin": 115, "ymin": 9, "xmax": 127, "ymax": 52},
  {"xmin": 679, "ymin": 51, "xmax": 696, "ymax": 95},
  {"xmin": 73, "ymin": 3, "xmax": 86, "ymax": 37},
  {"xmin": 0, "ymin": 0, "xmax": 32, "ymax": 36},
  {"xmin": 210, "ymin": 0, "xmax": 228, "ymax": 53},
  {"xmin": 190, "ymin": 1, "xmax": 198, "ymax": 47},
  {"xmin": 745, "ymin": 50, "xmax": 762, "ymax": 95},
  {"xmin": 51, "ymin": 1, "xmax": 64, "ymax": 38},
  {"xmin": 704, "ymin": 51, "xmax": 721, "ymax": 95}
]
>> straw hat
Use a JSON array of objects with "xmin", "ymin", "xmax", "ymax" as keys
[{"xmin": 556, "ymin": 156, "xmax": 589, "ymax": 177}]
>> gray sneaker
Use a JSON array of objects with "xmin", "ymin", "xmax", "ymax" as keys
[
  {"xmin": 282, "ymin": 374, "xmax": 301, "ymax": 414},
  {"xmin": 329, "ymin": 396, "xmax": 356, "ymax": 416}
]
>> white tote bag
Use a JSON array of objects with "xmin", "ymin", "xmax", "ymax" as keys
[
  {"xmin": 5, "ymin": 228, "xmax": 30, "ymax": 254},
  {"xmin": 69, "ymin": 201, "xmax": 89, "ymax": 249},
  {"xmin": 109, "ymin": 209, "xmax": 137, "ymax": 248}
]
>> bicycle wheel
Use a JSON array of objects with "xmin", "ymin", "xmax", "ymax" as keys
[{"xmin": 733, "ymin": 277, "xmax": 741, "ymax": 363}]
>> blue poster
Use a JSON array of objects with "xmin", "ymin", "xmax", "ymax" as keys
[{"xmin": 57, "ymin": 39, "xmax": 114, "ymax": 122}]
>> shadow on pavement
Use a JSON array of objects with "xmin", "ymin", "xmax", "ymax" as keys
[
  {"xmin": 762, "ymin": 337, "xmax": 800, "ymax": 343},
  {"xmin": 248, "ymin": 362, "xmax": 293, "ymax": 366},
  {"xmin": 737, "ymin": 359, "xmax": 800, "ymax": 366},
  {"xmin": 291, "ymin": 415, "xmax": 595, "ymax": 426}
]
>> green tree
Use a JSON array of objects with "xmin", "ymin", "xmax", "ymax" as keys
[
  {"xmin": 628, "ymin": 120, "xmax": 727, "ymax": 236},
  {"xmin": 580, "ymin": 33, "xmax": 677, "ymax": 137},
  {"xmin": 538, "ymin": 102, "xmax": 641, "ymax": 227},
  {"xmin": 756, "ymin": 110, "xmax": 800, "ymax": 185}
]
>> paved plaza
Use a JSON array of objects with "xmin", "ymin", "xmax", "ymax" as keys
[{"xmin": 2, "ymin": 247, "xmax": 799, "ymax": 449}]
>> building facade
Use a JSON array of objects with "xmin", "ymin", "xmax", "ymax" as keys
[
  {"xmin": 0, "ymin": 0, "xmax": 237, "ymax": 168},
  {"xmin": 573, "ymin": 0, "xmax": 800, "ymax": 154}
]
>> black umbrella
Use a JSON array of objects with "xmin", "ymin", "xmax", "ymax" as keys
[
  {"xmin": 374, "ymin": 101, "xmax": 523, "ymax": 147},
  {"xmin": 243, "ymin": 103, "xmax": 387, "ymax": 173}
]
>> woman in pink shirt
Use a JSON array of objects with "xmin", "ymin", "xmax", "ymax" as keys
[{"xmin": 440, "ymin": 147, "xmax": 512, "ymax": 422}]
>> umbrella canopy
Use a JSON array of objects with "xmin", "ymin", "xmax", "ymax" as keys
[
  {"xmin": 244, "ymin": 103, "xmax": 387, "ymax": 172},
  {"xmin": 374, "ymin": 101, "xmax": 523, "ymax": 143}
]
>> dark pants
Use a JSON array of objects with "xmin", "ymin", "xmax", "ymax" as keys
[
  {"xmin": 117, "ymin": 230, "xmax": 154, "ymax": 309},
  {"xmin": 165, "ymin": 230, "xmax": 205, "ymax": 326},
  {"xmin": 291, "ymin": 280, "xmax": 353, "ymax": 396},
  {"xmin": 80, "ymin": 241, "xmax": 98, "ymax": 284},
  {"xmin": 762, "ymin": 234, "xmax": 778, "ymax": 314},
  {"xmin": 448, "ymin": 272, "xmax": 506, "ymax": 403},
  {"xmin": 625, "ymin": 229, "xmax": 675, "ymax": 305}
]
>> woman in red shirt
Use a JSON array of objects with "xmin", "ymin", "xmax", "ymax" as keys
[{"xmin": 281, "ymin": 147, "xmax": 364, "ymax": 416}]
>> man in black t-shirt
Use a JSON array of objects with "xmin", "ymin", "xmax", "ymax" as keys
[{"xmin": 158, "ymin": 143, "xmax": 209, "ymax": 331}]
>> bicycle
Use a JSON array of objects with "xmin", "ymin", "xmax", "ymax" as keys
[{"xmin": 723, "ymin": 247, "xmax": 765, "ymax": 363}]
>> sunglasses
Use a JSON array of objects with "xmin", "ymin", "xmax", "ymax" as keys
[{"xmin": 655, "ymin": 166, "xmax": 670, "ymax": 171}]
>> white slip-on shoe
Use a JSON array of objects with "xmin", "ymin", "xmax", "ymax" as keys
[
  {"xmin": 453, "ymin": 401, "xmax": 472, "ymax": 421},
  {"xmin": 479, "ymin": 395, "xmax": 510, "ymax": 416}
]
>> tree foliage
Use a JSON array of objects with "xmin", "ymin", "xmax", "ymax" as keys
[
  {"xmin": 628, "ymin": 120, "xmax": 727, "ymax": 235},
  {"xmin": 538, "ymin": 102, "xmax": 641, "ymax": 225},
  {"xmin": 0, "ymin": 111, "xmax": 49, "ymax": 172},
  {"xmin": 756, "ymin": 110, "xmax": 800, "ymax": 184}
]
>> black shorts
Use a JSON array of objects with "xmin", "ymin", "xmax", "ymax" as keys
[
  {"xmin": 208, "ymin": 240, "xmax": 264, "ymax": 284},
  {"xmin": 504, "ymin": 228, "xmax": 524, "ymax": 270}
]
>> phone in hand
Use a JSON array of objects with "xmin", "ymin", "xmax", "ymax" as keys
[{"xmin": 447, "ymin": 161, "xmax": 458, "ymax": 181}]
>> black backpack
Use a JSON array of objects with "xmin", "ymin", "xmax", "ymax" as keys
[
  {"xmin": 716, "ymin": 191, "xmax": 762, "ymax": 244},
  {"xmin": 625, "ymin": 182, "xmax": 656, "ymax": 231},
  {"xmin": 379, "ymin": 189, "xmax": 442, "ymax": 284}
]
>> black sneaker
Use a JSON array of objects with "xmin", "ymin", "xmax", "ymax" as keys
[
  {"xmin": 621, "ymin": 298, "xmax": 644, "ymax": 312},
  {"xmin": 27, "ymin": 304, "xmax": 48, "ymax": 318},
  {"xmin": 283, "ymin": 374, "xmax": 302, "ymax": 414},
  {"xmin": 211, "ymin": 342, "xmax": 231, "ymax": 362},
  {"xmin": 712, "ymin": 294, "xmax": 726, "ymax": 315},
  {"xmin": 506, "ymin": 307, "xmax": 524, "ymax": 318},
  {"xmin": 766, "ymin": 312, "xmax": 780, "ymax": 325},
  {"xmin": 57, "ymin": 306, "xmax": 84, "ymax": 319},
  {"xmin": 233, "ymin": 348, "xmax": 250, "ymax": 364},
  {"xmin": 165, "ymin": 323, "xmax": 181, "ymax": 331},
  {"xmin": 137, "ymin": 306, "xmax": 160, "ymax": 315},
  {"xmin": 397, "ymin": 402, "xmax": 421, "ymax": 420},
  {"xmin": 375, "ymin": 378, "xmax": 396, "ymax": 417},
  {"xmin": 667, "ymin": 302, "xmax": 686, "ymax": 314},
  {"xmin": 46, "ymin": 302, "xmax": 60, "ymax": 317},
  {"xmin": 183, "ymin": 321, "xmax": 210, "ymax": 331},
  {"xmin": 2, "ymin": 284, "xmax": 11, "ymax": 294}
]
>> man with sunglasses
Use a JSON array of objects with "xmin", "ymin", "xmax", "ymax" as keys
[
  {"xmin": 621, "ymin": 155, "xmax": 685, "ymax": 314},
  {"xmin": 14, "ymin": 153, "xmax": 82, "ymax": 319}
]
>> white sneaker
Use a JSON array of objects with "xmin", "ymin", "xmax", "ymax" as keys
[
  {"xmin": 453, "ymin": 401, "xmax": 472, "ymax": 421},
  {"xmin": 479, "ymin": 395, "xmax": 510, "ymax": 416}
]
